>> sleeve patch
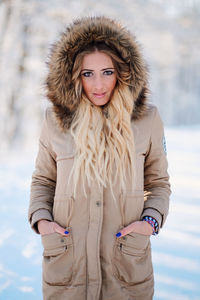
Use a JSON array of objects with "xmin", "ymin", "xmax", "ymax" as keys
[{"xmin": 162, "ymin": 135, "xmax": 167, "ymax": 154}]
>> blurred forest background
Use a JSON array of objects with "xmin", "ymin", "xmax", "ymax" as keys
[{"xmin": 0, "ymin": 0, "xmax": 200, "ymax": 152}]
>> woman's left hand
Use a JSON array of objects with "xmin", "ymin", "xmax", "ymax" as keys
[{"xmin": 116, "ymin": 221, "xmax": 153, "ymax": 238}]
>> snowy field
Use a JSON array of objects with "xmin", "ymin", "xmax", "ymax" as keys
[{"xmin": 0, "ymin": 126, "xmax": 200, "ymax": 300}]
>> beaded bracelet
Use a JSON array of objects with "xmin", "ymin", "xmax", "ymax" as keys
[{"xmin": 142, "ymin": 216, "xmax": 159, "ymax": 235}]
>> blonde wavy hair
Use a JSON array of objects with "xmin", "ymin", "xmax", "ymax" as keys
[{"xmin": 68, "ymin": 42, "xmax": 136, "ymax": 198}]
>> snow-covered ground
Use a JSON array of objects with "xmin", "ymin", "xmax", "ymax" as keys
[
  {"xmin": 152, "ymin": 126, "xmax": 200, "ymax": 300},
  {"xmin": 0, "ymin": 126, "xmax": 200, "ymax": 300}
]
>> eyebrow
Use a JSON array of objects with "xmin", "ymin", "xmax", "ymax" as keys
[{"xmin": 81, "ymin": 68, "xmax": 115, "ymax": 72}]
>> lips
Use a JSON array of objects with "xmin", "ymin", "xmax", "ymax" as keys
[{"xmin": 93, "ymin": 92, "xmax": 106, "ymax": 98}]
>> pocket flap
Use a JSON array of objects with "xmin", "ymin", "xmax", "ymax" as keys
[
  {"xmin": 120, "ymin": 232, "xmax": 150, "ymax": 250},
  {"xmin": 41, "ymin": 230, "xmax": 72, "ymax": 256}
]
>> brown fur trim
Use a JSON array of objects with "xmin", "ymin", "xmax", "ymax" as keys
[{"xmin": 45, "ymin": 16, "xmax": 149, "ymax": 130}]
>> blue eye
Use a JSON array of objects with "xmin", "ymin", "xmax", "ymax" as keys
[
  {"xmin": 82, "ymin": 72, "xmax": 93, "ymax": 77},
  {"xmin": 104, "ymin": 70, "xmax": 114, "ymax": 75}
]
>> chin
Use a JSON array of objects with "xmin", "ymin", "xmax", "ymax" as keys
[{"xmin": 91, "ymin": 98, "xmax": 110, "ymax": 106}]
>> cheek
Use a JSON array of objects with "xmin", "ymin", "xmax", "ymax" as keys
[
  {"xmin": 109, "ymin": 77, "xmax": 117, "ymax": 92},
  {"xmin": 82, "ymin": 79, "xmax": 91, "ymax": 95}
]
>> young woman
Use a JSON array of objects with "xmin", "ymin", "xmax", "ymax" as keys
[{"xmin": 29, "ymin": 16, "xmax": 171, "ymax": 300}]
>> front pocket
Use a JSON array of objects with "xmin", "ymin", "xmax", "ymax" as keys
[
  {"xmin": 41, "ymin": 230, "xmax": 73, "ymax": 286},
  {"xmin": 112, "ymin": 232, "xmax": 153, "ymax": 285}
]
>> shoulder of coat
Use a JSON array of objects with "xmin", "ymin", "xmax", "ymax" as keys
[
  {"xmin": 132, "ymin": 103, "xmax": 157, "ymax": 123},
  {"xmin": 45, "ymin": 106, "xmax": 64, "ymax": 133},
  {"xmin": 45, "ymin": 106, "xmax": 55, "ymax": 125},
  {"xmin": 146, "ymin": 103, "xmax": 158, "ymax": 116}
]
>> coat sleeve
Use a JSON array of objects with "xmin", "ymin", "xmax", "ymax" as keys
[
  {"xmin": 28, "ymin": 109, "xmax": 56, "ymax": 233},
  {"xmin": 141, "ymin": 107, "xmax": 171, "ymax": 232}
]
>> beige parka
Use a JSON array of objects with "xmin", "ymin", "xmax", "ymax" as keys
[{"xmin": 29, "ymin": 16, "xmax": 171, "ymax": 300}]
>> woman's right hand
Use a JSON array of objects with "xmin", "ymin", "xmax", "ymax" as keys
[{"xmin": 38, "ymin": 220, "xmax": 69, "ymax": 236}]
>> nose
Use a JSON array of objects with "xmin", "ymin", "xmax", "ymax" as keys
[{"xmin": 93, "ymin": 74, "xmax": 104, "ymax": 91}]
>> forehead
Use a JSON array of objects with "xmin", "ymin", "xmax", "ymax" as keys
[{"xmin": 82, "ymin": 51, "xmax": 114, "ymax": 69}]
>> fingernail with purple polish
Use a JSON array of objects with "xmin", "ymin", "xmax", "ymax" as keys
[
  {"xmin": 64, "ymin": 231, "xmax": 69, "ymax": 235},
  {"xmin": 116, "ymin": 232, "xmax": 121, "ymax": 237}
]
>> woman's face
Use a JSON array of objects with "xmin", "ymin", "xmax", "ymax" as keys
[{"xmin": 81, "ymin": 51, "xmax": 117, "ymax": 106}]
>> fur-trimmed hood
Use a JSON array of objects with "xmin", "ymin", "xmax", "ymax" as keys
[{"xmin": 45, "ymin": 16, "xmax": 149, "ymax": 130}]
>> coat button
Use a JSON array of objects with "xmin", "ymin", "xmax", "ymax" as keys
[
  {"xmin": 96, "ymin": 201, "xmax": 101, "ymax": 207},
  {"xmin": 60, "ymin": 238, "xmax": 65, "ymax": 243}
]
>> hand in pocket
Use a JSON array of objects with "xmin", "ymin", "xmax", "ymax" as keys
[
  {"xmin": 116, "ymin": 221, "xmax": 153, "ymax": 238},
  {"xmin": 38, "ymin": 220, "xmax": 69, "ymax": 236}
]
